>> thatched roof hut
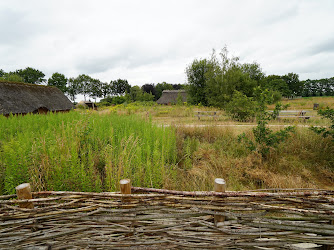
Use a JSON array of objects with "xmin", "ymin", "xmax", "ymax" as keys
[
  {"xmin": 156, "ymin": 90, "xmax": 187, "ymax": 105},
  {"xmin": 77, "ymin": 101, "xmax": 98, "ymax": 110},
  {"xmin": 0, "ymin": 81, "xmax": 74, "ymax": 116}
]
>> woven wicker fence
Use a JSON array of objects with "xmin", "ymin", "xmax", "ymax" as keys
[{"xmin": 0, "ymin": 180, "xmax": 333, "ymax": 249}]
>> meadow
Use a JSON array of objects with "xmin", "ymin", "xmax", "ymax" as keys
[
  {"xmin": 0, "ymin": 111, "xmax": 177, "ymax": 194},
  {"xmin": 0, "ymin": 96, "xmax": 333, "ymax": 195}
]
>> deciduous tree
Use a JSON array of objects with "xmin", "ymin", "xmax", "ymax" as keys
[
  {"xmin": 47, "ymin": 72, "xmax": 68, "ymax": 93},
  {"xmin": 15, "ymin": 67, "xmax": 45, "ymax": 84}
]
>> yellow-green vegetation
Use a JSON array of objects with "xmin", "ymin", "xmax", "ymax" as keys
[
  {"xmin": 0, "ymin": 111, "xmax": 177, "ymax": 194},
  {"xmin": 1, "ymin": 96, "xmax": 333, "ymax": 194}
]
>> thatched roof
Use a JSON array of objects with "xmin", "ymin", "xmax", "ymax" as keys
[
  {"xmin": 156, "ymin": 90, "xmax": 187, "ymax": 104},
  {"xmin": 0, "ymin": 81, "xmax": 74, "ymax": 115}
]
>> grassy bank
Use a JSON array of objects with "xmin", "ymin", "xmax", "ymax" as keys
[{"xmin": 0, "ymin": 111, "xmax": 177, "ymax": 194}]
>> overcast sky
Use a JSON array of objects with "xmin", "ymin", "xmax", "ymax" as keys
[{"xmin": 1, "ymin": 0, "xmax": 333, "ymax": 85}]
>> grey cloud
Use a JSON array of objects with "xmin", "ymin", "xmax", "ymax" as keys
[
  {"xmin": 0, "ymin": 8, "xmax": 45, "ymax": 46},
  {"xmin": 74, "ymin": 42, "xmax": 171, "ymax": 75},
  {"xmin": 308, "ymin": 38, "xmax": 334, "ymax": 56}
]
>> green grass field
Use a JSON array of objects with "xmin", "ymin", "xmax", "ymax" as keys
[
  {"xmin": 0, "ymin": 96, "xmax": 333, "ymax": 194},
  {"xmin": 0, "ymin": 111, "xmax": 177, "ymax": 194}
]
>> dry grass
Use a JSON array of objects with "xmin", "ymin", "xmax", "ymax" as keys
[
  {"xmin": 172, "ymin": 126, "xmax": 334, "ymax": 191},
  {"xmin": 268, "ymin": 96, "xmax": 334, "ymax": 110}
]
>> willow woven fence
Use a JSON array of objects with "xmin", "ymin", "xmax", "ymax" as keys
[{"xmin": 0, "ymin": 180, "xmax": 333, "ymax": 249}]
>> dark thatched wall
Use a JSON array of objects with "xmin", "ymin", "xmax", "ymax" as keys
[
  {"xmin": 0, "ymin": 81, "xmax": 74, "ymax": 115},
  {"xmin": 156, "ymin": 90, "xmax": 187, "ymax": 105}
]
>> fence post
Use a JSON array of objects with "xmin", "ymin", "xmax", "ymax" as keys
[
  {"xmin": 16, "ymin": 183, "xmax": 34, "ymax": 209},
  {"xmin": 120, "ymin": 179, "xmax": 131, "ymax": 202},
  {"xmin": 214, "ymin": 178, "xmax": 226, "ymax": 225}
]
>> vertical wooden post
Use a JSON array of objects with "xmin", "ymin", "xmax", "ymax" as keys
[
  {"xmin": 214, "ymin": 178, "xmax": 226, "ymax": 226},
  {"xmin": 120, "ymin": 179, "xmax": 131, "ymax": 202},
  {"xmin": 16, "ymin": 183, "xmax": 34, "ymax": 209}
]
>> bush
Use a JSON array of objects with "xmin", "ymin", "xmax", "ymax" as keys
[
  {"xmin": 225, "ymin": 91, "xmax": 256, "ymax": 121},
  {"xmin": 310, "ymin": 107, "xmax": 334, "ymax": 141}
]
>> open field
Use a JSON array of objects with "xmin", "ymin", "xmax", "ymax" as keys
[{"xmin": 0, "ymin": 97, "xmax": 333, "ymax": 194}]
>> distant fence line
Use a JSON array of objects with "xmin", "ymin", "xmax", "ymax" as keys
[{"xmin": 282, "ymin": 96, "xmax": 303, "ymax": 100}]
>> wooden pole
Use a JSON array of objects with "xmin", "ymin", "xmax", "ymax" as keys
[
  {"xmin": 214, "ymin": 178, "xmax": 226, "ymax": 225},
  {"xmin": 120, "ymin": 179, "xmax": 131, "ymax": 194},
  {"xmin": 120, "ymin": 179, "xmax": 131, "ymax": 202},
  {"xmin": 16, "ymin": 183, "xmax": 34, "ymax": 209}
]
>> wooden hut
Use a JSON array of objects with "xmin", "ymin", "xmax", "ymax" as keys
[
  {"xmin": 0, "ymin": 81, "xmax": 74, "ymax": 116},
  {"xmin": 156, "ymin": 90, "xmax": 187, "ymax": 105}
]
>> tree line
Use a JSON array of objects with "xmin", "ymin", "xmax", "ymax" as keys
[
  {"xmin": 0, "ymin": 68, "xmax": 185, "ymax": 104},
  {"xmin": 1, "ymin": 54, "xmax": 333, "ymax": 106},
  {"xmin": 186, "ymin": 47, "xmax": 334, "ymax": 109}
]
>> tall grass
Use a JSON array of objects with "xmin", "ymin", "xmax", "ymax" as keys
[
  {"xmin": 173, "ymin": 126, "xmax": 334, "ymax": 191},
  {"xmin": 0, "ymin": 111, "xmax": 177, "ymax": 194}
]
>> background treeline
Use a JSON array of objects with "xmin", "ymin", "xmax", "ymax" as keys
[
  {"xmin": 0, "ymin": 68, "xmax": 185, "ymax": 104},
  {"xmin": 185, "ymin": 47, "xmax": 334, "ymax": 109},
  {"xmin": 1, "ymin": 50, "xmax": 333, "ymax": 106}
]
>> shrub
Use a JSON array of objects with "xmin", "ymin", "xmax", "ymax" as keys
[
  {"xmin": 310, "ymin": 107, "xmax": 334, "ymax": 141},
  {"xmin": 225, "ymin": 91, "xmax": 256, "ymax": 121}
]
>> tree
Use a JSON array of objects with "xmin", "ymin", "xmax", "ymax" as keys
[
  {"xmin": 0, "ymin": 69, "xmax": 5, "ymax": 77},
  {"xmin": 282, "ymin": 73, "xmax": 302, "ymax": 96},
  {"xmin": 204, "ymin": 48, "xmax": 258, "ymax": 107},
  {"xmin": 101, "ymin": 82, "xmax": 112, "ymax": 98},
  {"xmin": 0, "ymin": 73, "xmax": 24, "ymax": 82},
  {"xmin": 66, "ymin": 77, "xmax": 80, "ymax": 103},
  {"xmin": 47, "ymin": 72, "xmax": 68, "ymax": 93},
  {"xmin": 142, "ymin": 84, "xmax": 156, "ymax": 97},
  {"xmin": 263, "ymin": 75, "xmax": 290, "ymax": 96},
  {"xmin": 155, "ymin": 82, "xmax": 173, "ymax": 100},
  {"xmin": 15, "ymin": 67, "xmax": 45, "ymax": 84},
  {"xmin": 90, "ymin": 78, "xmax": 103, "ymax": 101},
  {"xmin": 111, "ymin": 79, "xmax": 130, "ymax": 96},
  {"xmin": 128, "ymin": 86, "xmax": 143, "ymax": 102},
  {"xmin": 74, "ymin": 74, "xmax": 93, "ymax": 101},
  {"xmin": 241, "ymin": 62, "xmax": 264, "ymax": 82},
  {"xmin": 186, "ymin": 58, "xmax": 211, "ymax": 105}
]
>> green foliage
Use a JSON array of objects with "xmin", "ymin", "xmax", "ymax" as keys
[
  {"xmin": 127, "ymin": 86, "xmax": 154, "ymax": 102},
  {"xmin": 186, "ymin": 47, "xmax": 262, "ymax": 108},
  {"xmin": 310, "ymin": 107, "xmax": 334, "ymax": 140},
  {"xmin": 67, "ymin": 77, "xmax": 80, "ymax": 102},
  {"xmin": 262, "ymin": 75, "xmax": 290, "ymax": 96},
  {"xmin": 302, "ymin": 78, "xmax": 334, "ymax": 97},
  {"xmin": 100, "ymin": 96, "xmax": 127, "ymax": 106},
  {"xmin": 0, "ymin": 112, "xmax": 177, "ymax": 195},
  {"xmin": 176, "ymin": 93, "xmax": 184, "ymax": 106},
  {"xmin": 15, "ymin": 67, "xmax": 45, "ymax": 84},
  {"xmin": 0, "ymin": 73, "xmax": 24, "ymax": 82},
  {"xmin": 48, "ymin": 72, "xmax": 68, "ymax": 93},
  {"xmin": 282, "ymin": 73, "xmax": 302, "ymax": 96},
  {"xmin": 238, "ymin": 93, "xmax": 295, "ymax": 158},
  {"xmin": 225, "ymin": 91, "xmax": 256, "ymax": 121},
  {"xmin": 186, "ymin": 58, "xmax": 210, "ymax": 105},
  {"xmin": 155, "ymin": 82, "xmax": 174, "ymax": 100},
  {"xmin": 111, "ymin": 79, "xmax": 131, "ymax": 96}
]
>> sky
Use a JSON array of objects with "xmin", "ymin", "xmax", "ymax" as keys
[{"xmin": 1, "ymin": 0, "xmax": 334, "ymax": 86}]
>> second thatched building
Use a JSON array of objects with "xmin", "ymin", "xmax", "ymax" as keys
[{"xmin": 156, "ymin": 90, "xmax": 187, "ymax": 105}]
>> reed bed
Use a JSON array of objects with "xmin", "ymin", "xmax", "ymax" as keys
[{"xmin": 0, "ymin": 187, "xmax": 333, "ymax": 249}]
